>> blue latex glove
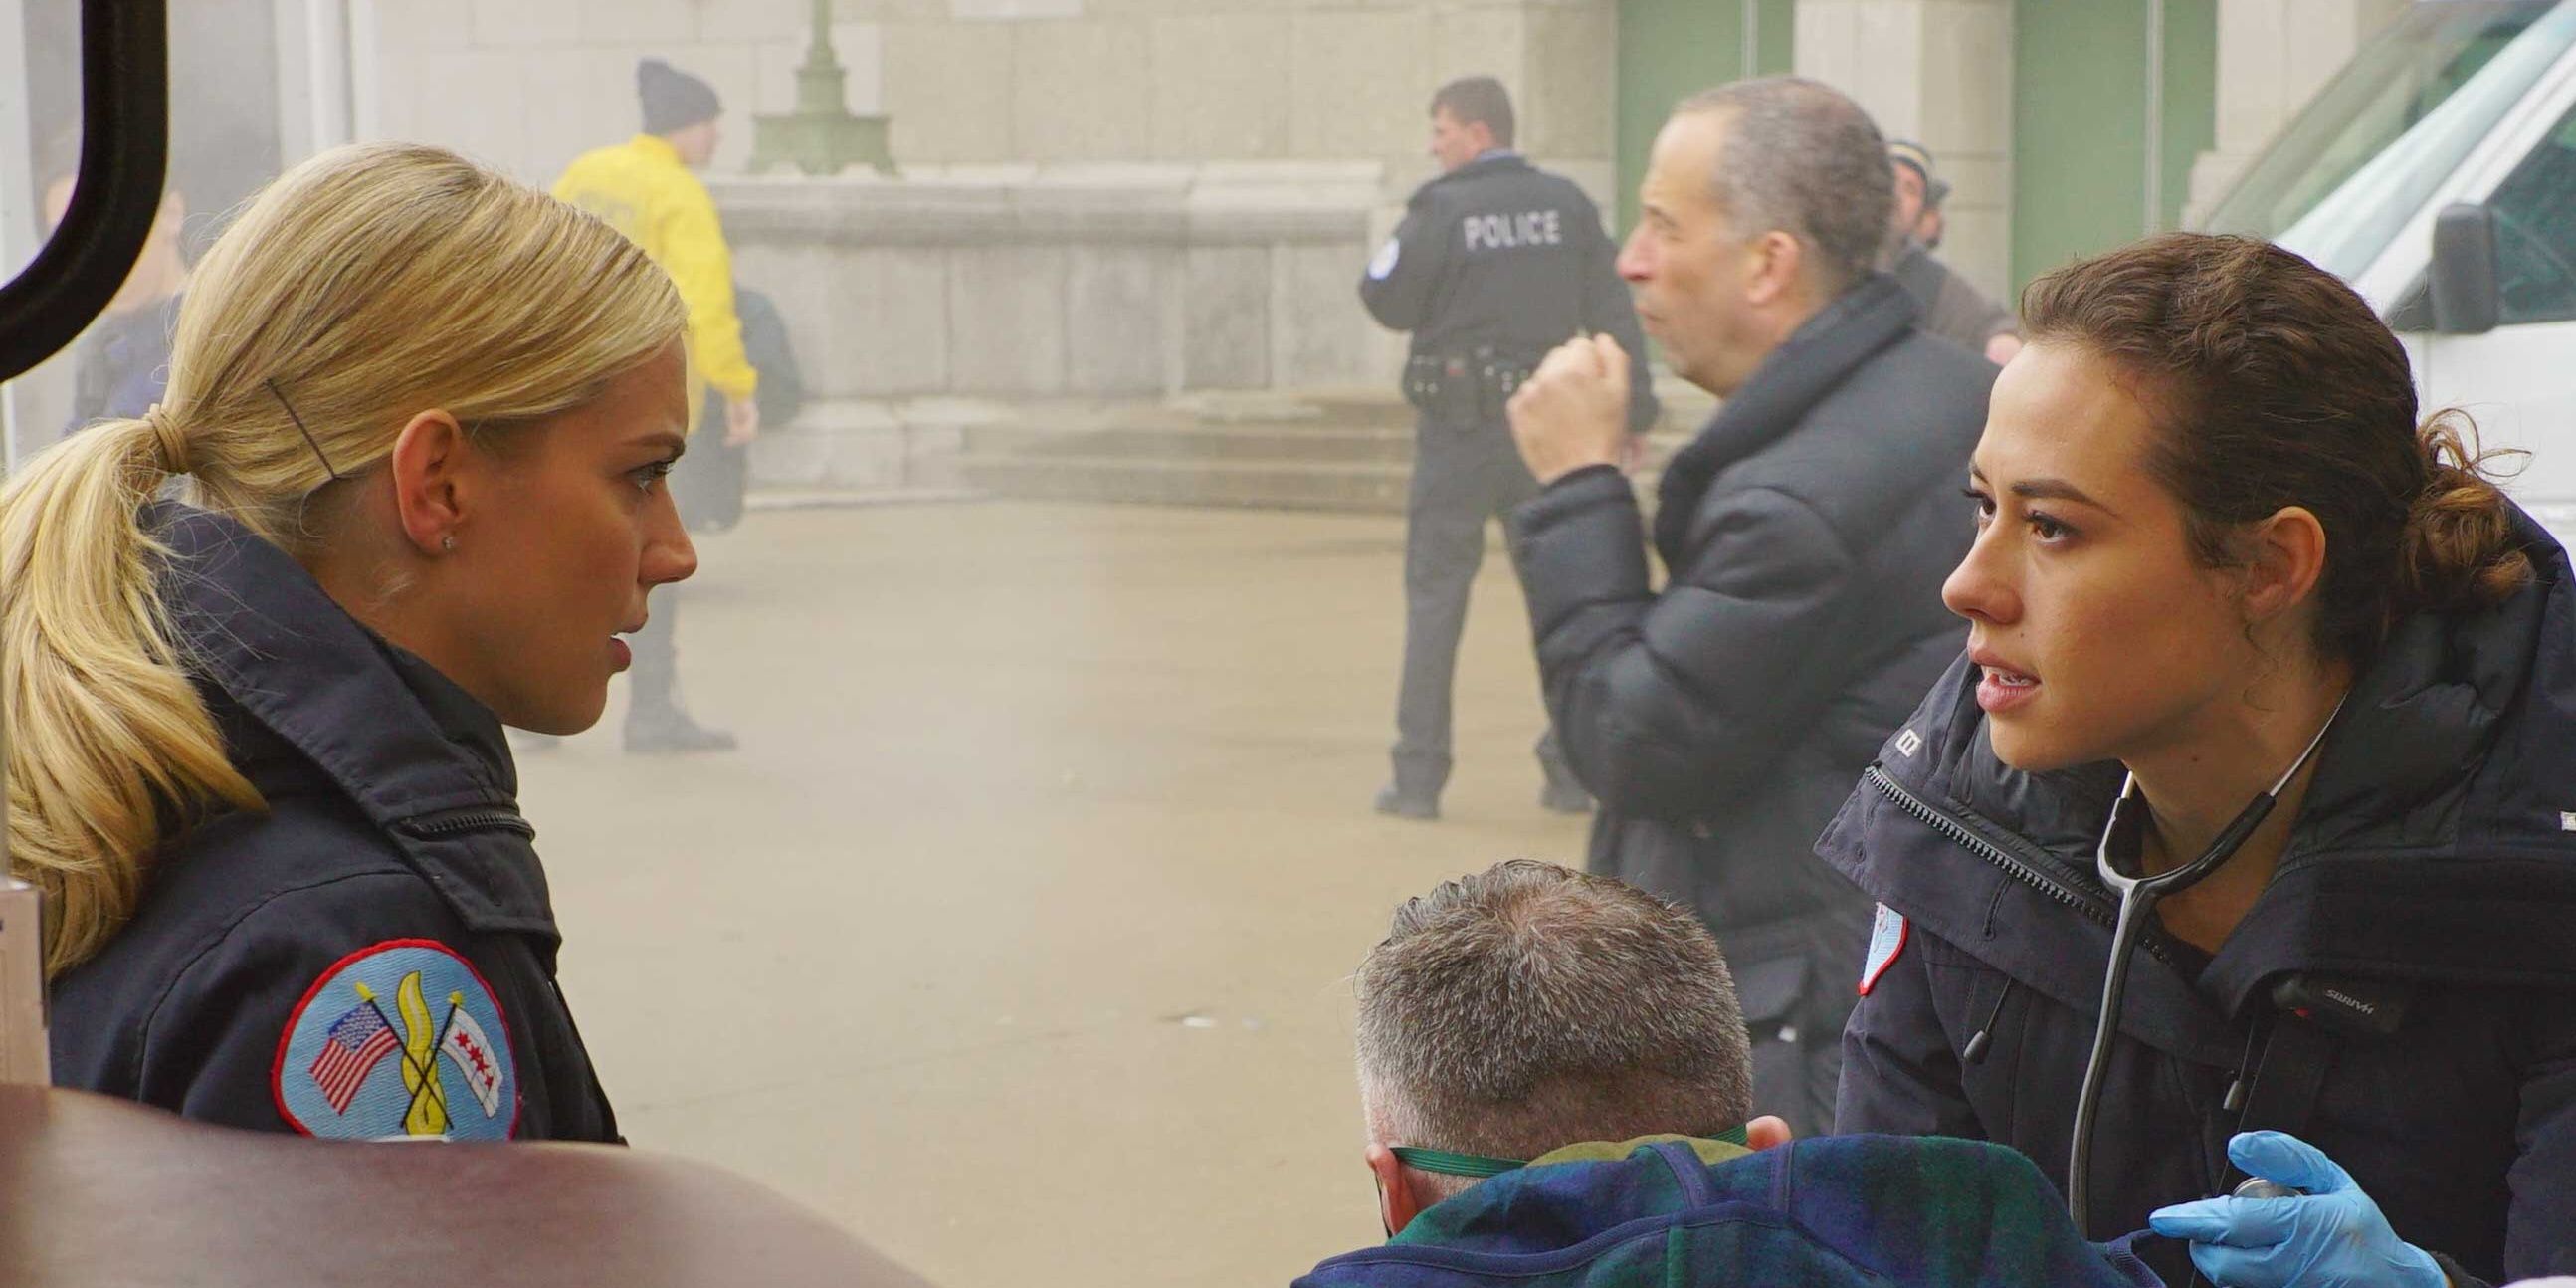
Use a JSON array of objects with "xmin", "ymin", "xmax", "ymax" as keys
[{"xmin": 2148, "ymin": 1131, "xmax": 2445, "ymax": 1288}]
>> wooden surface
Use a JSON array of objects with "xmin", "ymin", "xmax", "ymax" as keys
[
  {"xmin": 0, "ymin": 1086, "xmax": 937, "ymax": 1287},
  {"xmin": 0, "ymin": 884, "xmax": 42, "ymax": 1082}
]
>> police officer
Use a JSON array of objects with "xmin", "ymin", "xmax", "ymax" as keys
[
  {"xmin": 1361, "ymin": 76, "xmax": 1658, "ymax": 821},
  {"xmin": 14, "ymin": 144, "xmax": 689, "ymax": 1142},
  {"xmin": 1826, "ymin": 236, "xmax": 2576, "ymax": 1285}
]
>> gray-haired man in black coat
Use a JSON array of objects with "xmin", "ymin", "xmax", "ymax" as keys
[{"xmin": 1503, "ymin": 77, "xmax": 1995, "ymax": 1138}]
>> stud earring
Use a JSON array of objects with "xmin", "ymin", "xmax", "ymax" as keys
[{"xmin": 441, "ymin": 535, "xmax": 457, "ymax": 552}]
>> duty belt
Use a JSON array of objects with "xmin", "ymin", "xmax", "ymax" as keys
[{"xmin": 1405, "ymin": 345, "xmax": 1536, "ymax": 426}]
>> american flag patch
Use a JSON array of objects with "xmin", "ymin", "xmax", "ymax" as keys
[{"xmin": 308, "ymin": 1004, "xmax": 399, "ymax": 1113}]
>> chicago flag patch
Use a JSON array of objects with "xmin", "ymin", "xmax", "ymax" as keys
[
  {"xmin": 274, "ymin": 940, "xmax": 517, "ymax": 1140},
  {"xmin": 1367, "ymin": 237, "xmax": 1402, "ymax": 281},
  {"xmin": 1859, "ymin": 904, "xmax": 1908, "ymax": 997}
]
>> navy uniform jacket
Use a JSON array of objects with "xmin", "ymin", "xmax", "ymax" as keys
[
  {"xmin": 1821, "ymin": 505, "xmax": 2576, "ymax": 1286},
  {"xmin": 50, "ymin": 504, "xmax": 619, "ymax": 1143},
  {"xmin": 1359, "ymin": 151, "xmax": 1659, "ymax": 434}
]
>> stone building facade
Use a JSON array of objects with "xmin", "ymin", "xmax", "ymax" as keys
[{"xmin": 0, "ymin": 0, "xmax": 2420, "ymax": 466}]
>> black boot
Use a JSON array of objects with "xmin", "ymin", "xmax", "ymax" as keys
[
  {"xmin": 1374, "ymin": 781, "xmax": 1440, "ymax": 821},
  {"xmin": 1536, "ymin": 731, "xmax": 1592, "ymax": 814},
  {"xmin": 1538, "ymin": 776, "xmax": 1594, "ymax": 815}
]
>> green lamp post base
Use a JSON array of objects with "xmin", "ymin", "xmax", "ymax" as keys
[
  {"xmin": 751, "ymin": 110, "xmax": 894, "ymax": 177},
  {"xmin": 749, "ymin": 0, "xmax": 896, "ymax": 176}
]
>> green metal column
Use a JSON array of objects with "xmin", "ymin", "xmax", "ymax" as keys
[
  {"xmin": 1616, "ymin": 0, "xmax": 1794, "ymax": 236},
  {"xmin": 2159, "ymin": 0, "xmax": 2219, "ymax": 232},
  {"xmin": 2010, "ymin": 0, "xmax": 2216, "ymax": 294}
]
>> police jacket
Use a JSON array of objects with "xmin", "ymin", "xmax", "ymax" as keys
[
  {"xmin": 554, "ymin": 135, "xmax": 757, "ymax": 419},
  {"xmin": 1824, "ymin": 506, "xmax": 2576, "ymax": 1286},
  {"xmin": 51, "ymin": 504, "xmax": 620, "ymax": 1143},
  {"xmin": 1359, "ymin": 152, "xmax": 1658, "ymax": 433},
  {"xmin": 1507, "ymin": 276, "xmax": 1991, "ymax": 941}
]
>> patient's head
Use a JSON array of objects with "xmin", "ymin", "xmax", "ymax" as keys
[{"xmin": 1352, "ymin": 860, "xmax": 1781, "ymax": 1232}]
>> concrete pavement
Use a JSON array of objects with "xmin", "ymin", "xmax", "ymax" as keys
[{"xmin": 518, "ymin": 501, "xmax": 1592, "ymax": 1287}]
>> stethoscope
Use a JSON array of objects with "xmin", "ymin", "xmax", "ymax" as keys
[{"xmin": 2066, "ymin": 697, "xmax": 2345, "ymax": 1229}]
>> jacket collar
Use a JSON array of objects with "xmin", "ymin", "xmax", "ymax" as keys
[
  {"xmin": 627, "ymin": 133, "xmax": 685, "ymax": 166},
  {"xmin": 1653, "ymin": 274, "xmax": 1919, "ymax": 565},
  {"xmin": 1826, "ymin": 504, "xmax": 2576, "ymax": 1014},
  {"xmin": 152, "ymin": 502, "xmax": 557, "ymax": 941},
  {"xmin": 1389, "ymin": 1137, "xmax": 1736, "ymax": 1256},
  {"xmin": 1433, "ymin": 151, "xmax": 1533, "ymax": 187}
]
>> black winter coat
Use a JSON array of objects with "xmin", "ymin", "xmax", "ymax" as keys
[
  {"xmin": 50, "ymin": 504, "xmax": 620, "ymax": 1143},
  {"xmin": 1508, "ymin": 276, "xmax": 1993, "ymax": 938},
  {"xmin": 1823, "ymin": 507, "xmax": 2576, "ymax": 1286}
]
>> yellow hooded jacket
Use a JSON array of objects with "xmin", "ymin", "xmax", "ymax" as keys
[{"xmin": 553, "ymin": 135, "xmax": 757, "ymax": 428}]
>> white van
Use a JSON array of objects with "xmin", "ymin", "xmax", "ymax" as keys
[{"xmin": 2200, "ymin": 0, "xmax": 2576, "ymax": 535}]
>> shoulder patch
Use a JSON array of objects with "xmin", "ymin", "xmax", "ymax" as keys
[
  {"xmin": 1859, "ymin": 904, "xmax": 1908, "ymax": 997},
  {"xmin": 1367, "ymin": 237, "xmax": 1401, "ymax": 281},
  {"xmin": 273, "ymin": 939, "xmax": 518, "ymax": 1141}
]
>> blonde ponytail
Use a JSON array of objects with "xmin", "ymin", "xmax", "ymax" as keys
[
  {"xmin": 2, "ymin": 417, "xmax": 261, "ymax": 974},
  {"xmin": 3, "ymin": 141, "xmax": 683, "ymax": 977}
]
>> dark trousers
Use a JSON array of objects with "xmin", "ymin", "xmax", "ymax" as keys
[
  {"xmin": 1391, "ymin": 420, "xmax": 1567, "ymax": 794},
  {"xmin": 628, "ymin": 589, "xmax": 681, "ymax": 721},
  {"xmin": 629, "ymin": 417, "xmax": 704, "ymax": 728},
  {"xmin": 1727, "ymin": 903, "xmax": 1871, "ymax": 1142}
]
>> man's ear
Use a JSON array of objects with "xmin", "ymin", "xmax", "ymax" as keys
[
  {"xmin": 1366, "ymin": 1143, "xmax": 1423, "ymax": 1236},
  {"xmin": 1744, "ymin": 1115, "xmax": 1794, "ymax": 1152},
  {"xmin": 386, "ymin": 410, "xmax": 474, "ymax": 557},
  {"xmin": 1745, "ymin": 230, "xmax": 1806, "ymax": 308}
]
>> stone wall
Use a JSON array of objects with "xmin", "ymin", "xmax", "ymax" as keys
[
  {"xmin": 344, "ymin": 0, "xmax": 2383, "ymax": 420},
  {"xmin": 365, "ymin": 0, "xmax": 864, "ymax": 187},
  {"xmin": 714, "ymin": 161, "xmax": 1388, "ymax": 490},
  {"xmin": 362, "ymin": 0, "xmax": 1616, "ymax": 205},
  {"xmin": 878, "ymin": 0, "xmax": 1614, "ymax": 186},
  {"xmin": 1794, "ymin": 0, "xmax": 2014, "ymax": 305},
  {"xmin": 717, "ymin": 161, "xmax": 1382, "ymax": 401},
  {"xmin": 355, "ymin": 0, "xmax": 1614, "ymax": 441}
]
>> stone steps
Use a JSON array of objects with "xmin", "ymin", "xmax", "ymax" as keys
[{"xmin": 746, "ymin": 381, "xmax": 1711, "ymax": 515}]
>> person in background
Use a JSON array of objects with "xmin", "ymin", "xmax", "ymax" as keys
[
  {"xmin": 1827, "ymin": 233, "xmax": 2576, "ymax": 1285},
  {"xmin": 1502, "ymin": 77, "xmax": 1993, "ymax": 1141},
  {"xmin": 670, "ymin": 283, "xmax": 804, "ymax": 536},
  {"xmin": 553, "ymin": 57, "xmax": 754, "ymax": 754},
  {"xmin": 1359, "ymin": 76, "xmax": 1659, "ymax": 822},
  {"xmin": 1882, "ymin": 141, "xmax": 2021, "ymax": 365},
  {"xmin": 10, "ymin": 142, "xmax": 690, "ymax": 1142},
  {"xmin": 1294, "ymin": 860, "xmax": 2159, "ymax": 1288},
  {"xmin": 38, "ymin": 130, "xmax": 189, "ymax": 432}
]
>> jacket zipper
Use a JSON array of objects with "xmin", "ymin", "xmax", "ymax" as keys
[
  {"xmin": 400, "ymin": 807, "xmax": 536, "ymax": 840},
  {"xmin": 1864, "ymin": 763, "xmax": 2179, "ymax": 969}
]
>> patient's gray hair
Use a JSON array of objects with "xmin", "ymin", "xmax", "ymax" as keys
[{"xmin": 1354, "ymin": 860, "xmax": 1753, "ymax": 1195}]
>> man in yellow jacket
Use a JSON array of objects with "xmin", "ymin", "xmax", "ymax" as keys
[{"xmin": 550, "ymin": 58, "xmax": 754, "ymax": 753}]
